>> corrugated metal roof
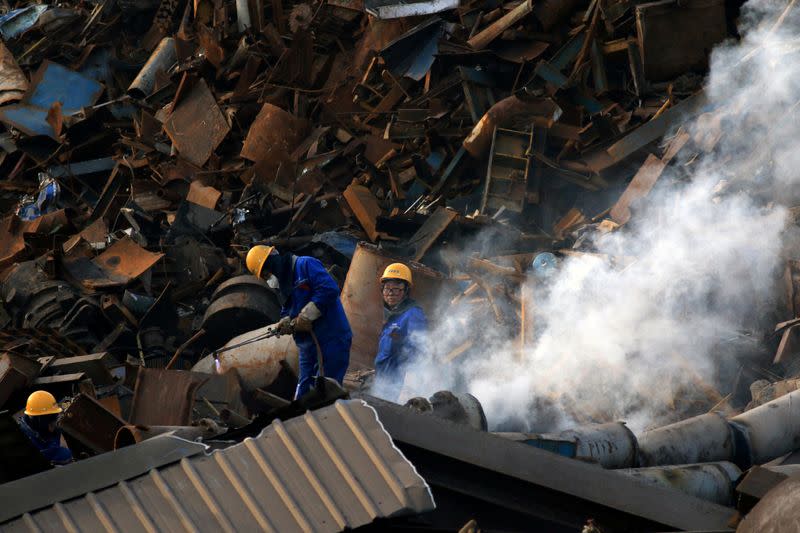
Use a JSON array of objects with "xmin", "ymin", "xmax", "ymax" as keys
[
  {"xmin": 0, "ymin": 434, "xmax": 208, "ymax": 522},
  {"xmin": 1, "ymin": 400, "xmax": 435, "ymax": 533}
]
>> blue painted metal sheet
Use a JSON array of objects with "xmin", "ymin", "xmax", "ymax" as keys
[
  {"xmin": 312, "ymin": 231, "xmax": 360, "ymax": 260},
  {"xmin": 28, "ymin": 61, "xmax": 104, "ymax": 113},
  {"xmin": 0, "ymin": 61, "xmax": 104, "ymax": 139},
  {"xmin": 521, "ymin": 437, "xmax": 578, "ymax": 458},
  {"xmin": 0, "ymin": 5, "xmax": 47, "ymax": 40}
]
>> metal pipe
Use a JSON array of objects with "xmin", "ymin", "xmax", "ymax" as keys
[
  {"xmin": 192, "ymin": 322, "xmax": 299, "ymax": 391},
  {"xmin": 236, "ymin": 0, "xmax": 251, "ymax": 32},
  {"xmin": 730, "ymin": 388, "xmax": 800, "ymax": 466},
  {"xmin": 619, "ymin": 462, "xmax": 741, "ymax": 506},
  {"xmin": 428, "ymin": 391, "xmax": 488, "ymax": 431},
  {"xmin": 636, "ymin": 412, "xmax": 736, "ymax": 467},
  {"xmin": 496, "ymin": 422, "xmax": 638, "ymax": 468},
  {"xmin": 558, "ymin": 422, "xmax": 638, "ymax": 469},
  {"xmin": 128, "ymin": 37, "xmax": 177, "ymax": 99}
]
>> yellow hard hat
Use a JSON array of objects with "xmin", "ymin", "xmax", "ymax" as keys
[
  {"xmin": 246, "ymin": 245, "xmax": 275, "ymax": 278},
  {"xmin": 25, "ymin": 390, "xmax": 62, "ymax": 416},
  {"xmin": 381, "ymin": 263, "xmax": 413, "ymax": 286}
]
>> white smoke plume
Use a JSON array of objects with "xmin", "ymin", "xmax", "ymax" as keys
[{"xmin": 375, "ymin": 0, "xmax": 800, "ymax": 433}]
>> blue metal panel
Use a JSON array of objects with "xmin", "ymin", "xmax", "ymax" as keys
[
  {"xmin": 312, "ymin": 231, "xmax": 360, "ymax": 260},
  {"xmin": 0, "ymin": 105, "xmax": 53, "ymax": 137},
  {"xmin": 28, "ymin": 61, "xmax": 104, "ymax": 113},
  {"xmin": 535, "ymin": 61, "xmax": 569, "ymax": 88},
  {"xmin": 521, "ymin": 438, "xmax": 578, "ymax": 458},
  {"xmin": 550, "ymin": 34, "xmax": 584, "ymax": 71},
  {"xmin": 0, "ymin": 5, "xmax": 47, "ymax": 40},
  {"xmin": 0, "ymin": 61, "xmax": 105, "ymax": 139}
]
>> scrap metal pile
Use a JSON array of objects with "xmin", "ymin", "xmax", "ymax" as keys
[{"xmin": 2, "ymin": 0, "xmax": 800, "ymax": 530}]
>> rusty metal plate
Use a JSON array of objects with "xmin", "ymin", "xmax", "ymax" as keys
[
  {"xmin": 0, "ymin": 210, "xmax": 69, "ymax": 270},
  {"xmin": 60, "ymin": 393, "xmax": 126, "ymax": 454},
  {"xmin": 62, "ymin": 237, "xmax": 164, "ymax": 290},
  {"xmin": 186, "ymin": 180, "xmax": 221, "ymax": 209},
  {"xmin": 240, "ymin": 103, "xmax": 308, "ymax": 163},
  {"xmin": 164, "ymin": 79, "xmax": 230, "ymax": 167},
  {"xmin": 0, "ymin": 40, "xmax": 27, "ymax": 105},
  {"xmin": 129, "ymin": 368, "xmax": 209, "ymax": 426}
]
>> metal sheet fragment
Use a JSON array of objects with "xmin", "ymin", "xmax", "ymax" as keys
[
  {"xmin": 63, "ymin": 237, "xmax": 164, "ymax": 290},
  {"xmin": 0, "ymin": 40, "xmax": 27, "ymax": 105},
  {"xmin": 164, "ymin": 79, "xmax": 230, "ymax": 167},
  {"xmin": 0, "ymin": 61, "xmax": 104, "ymax": 139}
]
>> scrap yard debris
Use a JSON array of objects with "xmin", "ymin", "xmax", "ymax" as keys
[{"xmin": 2, "ymin": 0, "xmax": 800, "ymax": 530}]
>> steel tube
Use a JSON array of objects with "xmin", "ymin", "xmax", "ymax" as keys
[
  {"xmin": 558, "ymin": 422, "xmax": 638, "ymax": 469},
  {"xmin": 619, "ymin": 462, "xmax": 741, "ymax": 506},
  {"xmin": 128, "ymin": 37, "xmax": 177, "ymax": 99},
  {"xmin": 497, "ymin": 422, "xmax": 638, "ymax": 468},
  {"xmin": 236, "ymin": 0, "xmax": 251, "ymax": 32},
  {"xmin": 730, "ymin": 388, "xmax": 800, "ymax": 466},
  {"xmin": 636, "ymin": 412, "xmax": 735, "ymax": 467}
]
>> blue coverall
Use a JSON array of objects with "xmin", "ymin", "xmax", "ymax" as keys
[
  {"xmin": 282, "ymin": 256, "xmax": 352, "ymax": 398},
  {"xmin": 18, "ymin": 415, "xmax": 72, "ymax": 465},
  {"xmin": 375, "ymin": 302, "xmax": 427, "ymax": 382}
]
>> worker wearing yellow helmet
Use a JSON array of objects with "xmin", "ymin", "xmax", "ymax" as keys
[
  {"xmin": 246, "ymin": 244, "xmax": 352, "ymax": 399},
  {"xmin": 18, "ymin": 391, "xmax": 72, "ymax": 465},
  {"xmin": 373, "ymin": 263, "xmax": 428, "ymax": 396}
]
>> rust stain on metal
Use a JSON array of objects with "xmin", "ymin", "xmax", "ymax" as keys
[
  {"xmin": 0, "ymin": 40, "xmax": 27, "ymax": 105},
  {"xmin": 60, "ymin": 393, "xmax": 127, "ymax": 454},
  {"xmin": 164, "ymin": 79, "xmax": 230, "ymax": 167},
  {"xmin": 240, "ymin": 103, "xmax": 309, "ymax": 164},
  {"xmin": 64, "ymin": 236, "xmax": 163, "ymax": 290},
  {"xmin": 0, "ymin": 210, "xmax": 69, "ymax": 270},
  {"xmin": 129, "ymin": 368, "xmax": 209, "ymax": 426},
  {"xmin": 186, "ymin": 180, "xmax": 222, "ymax": 209}
]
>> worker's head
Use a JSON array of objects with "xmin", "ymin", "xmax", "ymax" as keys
[
  {"xmin": 245, "ymin": 245, "xmax": 276, "ymax": 279},
  {"xmin": 24, "ymin": 390, "xmax": 62, "ymax": 432},
  {"xmin": 381, "ymin": 263, "xmax": 412, "ymax": 308}
]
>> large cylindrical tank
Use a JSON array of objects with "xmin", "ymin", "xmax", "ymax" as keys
[
  {"xmin": 192, "ymin": 323, "xmax": 299, "ymax": 391},
  {"xmin": 619, "ymin": 462, "xmax": 741, "ymax": 506},
  {"xmin": 636, "ymin": 412, "xmax": 736, "ymax": 467},
  {"xmin": 200, "ymin": 275, "xmax": 282, "ymax": 349},
  {"xmin": 497, "ymin": 422, "xmax": 638, "ymax": 469},
  {"xmin": 557, "ymin": 422, "xmax": 638, "ymax": 469},
  {"xmin": 340, "ymin": 243, "xmax": 454, "ymax": 371},
  {"xmin": 730, "ymin": 388, "xmax": 800, "ymax": 466}
]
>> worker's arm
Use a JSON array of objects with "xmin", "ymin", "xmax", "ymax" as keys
[
  {"xmin": 301, "ymin": 257, "xmax": 340, "ymax": 310},
  {"xmin": 404, "ymin": 307, "xmax": 428, "ymax": 361}
]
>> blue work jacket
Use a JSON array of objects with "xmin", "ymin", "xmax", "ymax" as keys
[
  {"xmin": 280, "ymin": 256, "xmax": 352, "ymax": 350},
  {"xmin": 375, "ymin": 301, "xmax": 427, "ymax": 379},
  {"xmin": 18, "ymin": 416, "xmax": 72, "ymax": 465}
]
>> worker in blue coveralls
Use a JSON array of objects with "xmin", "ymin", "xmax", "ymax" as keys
[
  {"xmin": 374, "ymin": 263, "xmax": 428, "ymax": 391},
  {"xmin": 18, "ymin": 390, "xmax": 72, "ymax": 465},
  {"xmin": 246, "ymin": 245, "xmax": 352, "ymax": 399}
]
